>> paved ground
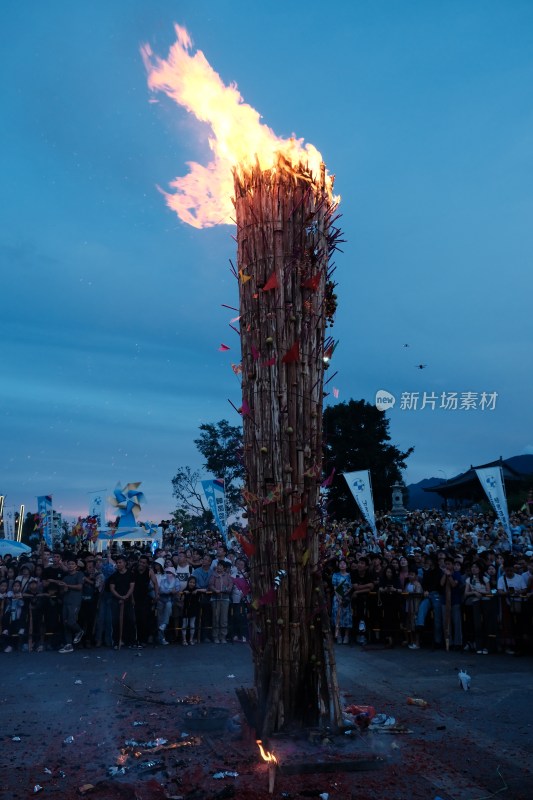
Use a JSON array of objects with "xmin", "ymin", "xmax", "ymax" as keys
[{"xmin": 0, "ymin": 642, "xmax": 531, "ymax": 799}]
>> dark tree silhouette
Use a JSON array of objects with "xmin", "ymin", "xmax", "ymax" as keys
[{"xmin": 323, "ymin": 399, "xmax": 414, "ymax": 515}]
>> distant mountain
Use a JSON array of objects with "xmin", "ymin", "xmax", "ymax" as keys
[
  {"xmin": 405, "ymin": 478, "xmax": 446, "ymax": 511},
  {"xmin": 405, "ymin": 454, "xmax": 533, "ymax": 512}
]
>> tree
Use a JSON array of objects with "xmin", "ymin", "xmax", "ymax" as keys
[
  {"xmin": 194, "ymin": 420, "xmax": 245, "ymax": 516},
  {"xmin": 171, "ymin": 466, "xmax": 214, "ymax": 530},
  {"xmin": 323, "ymin": 399, "xmax": 414, "ymax": 516}
]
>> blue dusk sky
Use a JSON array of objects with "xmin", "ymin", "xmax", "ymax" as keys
[{"xmin": 1, "ymin": 0, "xmax": 532, "ymax": 522}]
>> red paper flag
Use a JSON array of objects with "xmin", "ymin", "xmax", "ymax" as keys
[
  {"xmin": 262, "ymin": 270, "xmax": 278, "ymax": 291},
  {"xmin": 290, "ymin": 500, "xmax": 305, "ymax": 514},
  {"xmin": 262, "ymin": 357, "xmax": 276, "ymax": 367},
  {"xmin": 219, "ymin": 343, "xmax": 230, "ymax": 351},
  {"xmin": 236, "ymin": 533, "xmax": 256, "ymax": 557},
  {"xmin": 259, "ymin": 587, "xmax": 276, "ymax": 605},
  {"xmin": 291, "ymin": 517, "xmax": 308, "ymax": 540},
  {"xmin": 251, "ymin": 345, "xmax": 261, "ymax": 361},
  {"xmin": 282, "ymin": 340, "xmax": 299, "ymax": 363},
  {"xmin": 302, "ymin": 274, "xmax": 320, "ymax": 291}
]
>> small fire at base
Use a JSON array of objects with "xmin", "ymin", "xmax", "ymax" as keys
[{"xmin": 257, "ymin": 739, "xmax": 278, "ymax": 794}]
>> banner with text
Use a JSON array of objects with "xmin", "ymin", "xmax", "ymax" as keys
[
  {"xmin": 88, "ymin": 490, "xmax": 107, "ymax": 530},
  {"xmin": 202, "ymin": 478, "xmax": 227, "ymax": 542},
  {"xmin": 474, "ymin": 466, "xmax": 512, "ymax": 547},
  {"xmin": 343, "ymin": 470, "xmax": 378, "ymax": 538},
  {"xmin": 37, "ymin": 495, "xmax": 53, "ymax": 547},
  {"xmin": 3, "ymin": 505, "xmax": 16, "ymax": 539}
]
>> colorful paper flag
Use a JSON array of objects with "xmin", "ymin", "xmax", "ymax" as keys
[
  {"xmin": 321, "ymin": 468, "xmax": 336, "ymax": 488},
  {"xmin": 302, "ymin": 274, "xmax": 320, "ymax": 291},
  {"xmin": 291, "ymin": 517, "xmax": 308, "ymax": 540},
  {"xmin": 236, "ymin": 532, "xmax": 256, "ymax": 557},
  {"xmin": 231, "ymin": 363, "xmax": 243, "ymax": 375},
  {"xmin": 239, "ymin": 270, "xmax": 252, "ymax": 283},
  {"xmin": 262, "ymin": 271, "xmax": 278, "ymax": 291},
  {"xmin": 259, "ymin": 588, "xmax": 276, "ymax": 605},
  {"xmin": 282, "ymin": 340, "xmax": 300, "ymax": 363},
  {"xmin": 333, "ymin": 387, "xmax": 339, "ymax": 399},
  {"xmin": 263, "ymin": 484, "xmax": 282, "ymax": 505}
]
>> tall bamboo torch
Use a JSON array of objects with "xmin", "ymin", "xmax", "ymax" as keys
[{"xmin": 142, "ymin": 24, "xmax": 344, "ymax": 733}]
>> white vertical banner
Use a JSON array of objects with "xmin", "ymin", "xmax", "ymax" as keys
[
  {"xmin": 474, "ymin": 466, "xmax": 512, "ymax": 547},
  {"xmin": 343, "ymin": 470, "xmax": 378, "ymax": 538},
  {"xmin": 88, "ymin": 490, "xmax": 107, "ymax": 529},
  {"xmin": 3, "ymin": 506, "xmax": 16, "ymax": 539}
]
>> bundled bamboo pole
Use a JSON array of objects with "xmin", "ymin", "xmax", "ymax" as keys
[{"xmin": 234, "ymin": 158, "xmax": 342, "ymax": 733}]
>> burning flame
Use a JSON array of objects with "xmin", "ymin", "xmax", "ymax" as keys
[
  {"xmin": 141, "ymin": 25, "xmax": 334, "ymax": 229},
  {"xmin": 256, "ymin": 739, "xmax": 278, "ymax": 765}
]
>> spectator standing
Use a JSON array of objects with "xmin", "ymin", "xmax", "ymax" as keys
[
  {"xmin": 133, "ymin": 556, "xmax": 158, "ymax": 647},
  {"xmin": 193, "ymin": 555, "xmax": 214, "ymax": 642},
  {"xmin": 181, "ymin": 576, "xmax": 200, "ymax": 645},
  {"xmin": 350, "ymin": 557, "xmax": 374, "ymax": 644},
  {"xmin": 79, "ymin": 557, "xmax": 99, "ymax": 647},
  {"xmin": 2, "ymin": 579, "xmax": 26, "ymax": 652},
  {"xmin": 156, "ymin": 565, "xmax": 177, "ymax": 645},
  {"xmin": 58, "ymin": 558, "xmax": 84, "ymax": 653},
  {"xmin": 109, "ymin": 555, "xmax": 137, "ymax": 649},
  {"xmin": 464, "ymin": 561, "xmax": 490, "ymax": 654},
  {"xmin": 94, "ymin": 549, "xmax": 115, "ymax": 648},
  {"xmin": 331, "ymin": 560, "xmax": 352, "ymax": 644},
  {"xmin": 208, "ymin": 561, "xmax": 234, "ymax": 644},
  {"xmin": 441, "ymin": 557, "xmax": 464, "ymax": 651},
  {"xmin": 230, "ymin": 557, "xmax": 251, "ymax": 642},
  {"xmin": 42, "ymin": 551, "xmax": 66, "ymax": 650},
  {"xmin": 378, "ymin": 566, "xmax": 402, "ymax": 645},
  {"xmin": 405, "ymin": 568, "xmax": 423, "ymax": 649},
  {"xmin": 416, "ymin": 554, "xmax": 444, "ymax": 648},
  {"xmin": 497, "ymin": 558, "xmax": 527, "ymax": 655}
]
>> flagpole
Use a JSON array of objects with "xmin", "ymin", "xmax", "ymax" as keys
[{"xmin": 17, "ymin": 505, "xmax": 24, "ymax": 542}]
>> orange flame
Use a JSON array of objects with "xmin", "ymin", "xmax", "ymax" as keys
[
  {"xmin": 141, "ymin": 25, "xmax": 335, "ymax": 229},
  {"xmin": 256, "ymin": 739, "xmax": 278, "ymax": 765}
]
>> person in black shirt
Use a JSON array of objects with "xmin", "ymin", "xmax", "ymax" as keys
[
  {"xmin": 415, "ymin": 554, "xmax": 444, "ymax": 646},
  {"xmin": 109, "ymin": 556, "xmax": 137, "ymax": 648},
  {"xmin": 350, "ymin": 557, "xmax": 375, "ymax": 644},
  {"xmin": 42, "ymin": 551, "xmax": 66, "ymax": 649},
  {"xmin": 132, "ymin": 556, "xmax": 159, "ymax": 646}
]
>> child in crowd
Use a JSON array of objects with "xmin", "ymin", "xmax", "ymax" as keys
[{"xmin": 181, "ymin": 576, "xmax": 200, "ymax": 645}]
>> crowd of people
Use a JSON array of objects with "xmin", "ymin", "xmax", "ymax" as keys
[
  {"xmin": 323, "ymin": 508, "xmax": 533, "ymax": 655},
  {"xmin": 0, "ymin": 541, "xmax": 251, "ymax": 652},
  {"xmin": 0, "ymin": 507, "xmax": 531, "ymax": 656}
]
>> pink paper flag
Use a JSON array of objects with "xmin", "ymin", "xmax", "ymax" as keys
[
  {"xmin": 251, "ymin": 345, "xmax": 260, "ymax": 361},
  {"xmin": 219, "ymin": 344, "xmax": 230, "ymax": 351},
  {"xmin": 333, "ymin": 387, "xmax": 339, "ymax": 398}
]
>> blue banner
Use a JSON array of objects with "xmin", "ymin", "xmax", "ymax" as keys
[
  {"xmin": 201, "ymin": 478, "xmax": 227, "ymax": 542},
  {"xmin": 37, "ymin": 495, "xmax": 53, "ymax": 547}
]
